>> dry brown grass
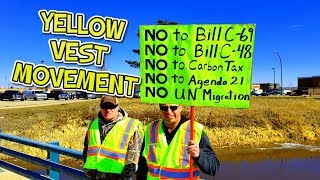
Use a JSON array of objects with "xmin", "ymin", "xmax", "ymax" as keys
[{"xmin": 0, "ymin": 96, "xmax": 320, "ymax": 160}]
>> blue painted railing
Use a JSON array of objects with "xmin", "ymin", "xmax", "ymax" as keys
[{"xmin": 0, "ymin": 130, "xmax": 87, "ymax": 180}]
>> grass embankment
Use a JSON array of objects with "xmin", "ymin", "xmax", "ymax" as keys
[{"xmin": 0, "ymin": 97, "xmax": 320, "ymax": 162}]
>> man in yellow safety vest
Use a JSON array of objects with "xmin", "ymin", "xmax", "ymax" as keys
[
  {"xmin": 83, "ymin": 95, "xmax": 144, "ymax": 180},
  {"xmin": 137, "ymin": 104, "xmax": 220, "ymax": 179}
]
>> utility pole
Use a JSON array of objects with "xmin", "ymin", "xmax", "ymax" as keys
[{"xmin": 272, "ymin": 68, "xmax": 276, "ymax": 89}]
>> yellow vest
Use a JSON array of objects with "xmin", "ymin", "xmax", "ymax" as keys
[
  {"xmin": 84, "ymin": 117, "xmax": 142, "ymax": 173},
  {"xmin": 142, "ymin": 120, "xmax": 203, "ymax": 179}
]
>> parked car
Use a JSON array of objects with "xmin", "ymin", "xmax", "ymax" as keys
[
  {"xmin": 133, "ymin": 89, "xmax": 140, "ymax": 98},
  {"xmin": 87, "ymin": 93, "xmax": 97, "ymax": 99},
  {"xmin": 269, "ymin": 89, "xmax": 281, "ymax": 95},
  {"xmin": 23, "ymin": 90, "xmax": 47, "ymax": 100},
  {"xmin": 251, "ymin": 90, "xmax": 262, "ymax": 96},
  {"xmin": 46, "ymin": 90, "xmax": 69, "ymax": 100},
  {"xmin": 290, "ymin": 89, "xmax": 308, "ymax": 96},
  {"xmin": 0, "ymin": 90, "xmax": 24, "ymax": 101},
  {"xmin": 69, "ymin": 92, "xmax": 75, "ymax": 100},
  {"xmin": 261, "ymin": 89, "xmax": 281, "ymax": 96},
  {"xmin": 76, "ymin": 91, "xmax": 97, "ymax": 99},
  {"xmin": 76, "ymin": 91, "xmax": 88, "ymax": 99}
]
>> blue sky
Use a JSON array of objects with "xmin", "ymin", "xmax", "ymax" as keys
[{"xmin": 0, "ymin": 0, "xmax": 319, "ymax": 88}]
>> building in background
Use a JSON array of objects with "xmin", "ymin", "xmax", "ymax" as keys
[
  {"xmin": 258, "ymin": 83, "xmax": 280, "ymax": 92},
  {"xmin": 298, "ymin": 76, "xmax": 320, "ymax": 95}
]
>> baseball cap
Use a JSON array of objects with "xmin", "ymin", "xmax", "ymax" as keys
[{"xmin": 100, "ymin": 95, "xmax": 119, "ymax": 106}]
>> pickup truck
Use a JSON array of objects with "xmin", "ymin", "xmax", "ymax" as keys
[
  {"xmin": 0, "ymin": 90, "xmax": 25, "ymax": 101},
  {"xmin": 46, "ymin": 90, "xmax": 69, "ymax": 100}
]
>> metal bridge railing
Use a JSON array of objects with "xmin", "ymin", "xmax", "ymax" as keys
[{"xmin": 0, "ymin": 130, "xmax": 87, "ymax": 180}]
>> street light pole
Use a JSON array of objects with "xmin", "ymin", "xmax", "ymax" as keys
[
  {"xmin": 273, "ymin": 51, "xmax": 283, "ymax": 95},
  {"xmin": 272, "ymin": 68, "xmax": 276, "ymax": 89}
]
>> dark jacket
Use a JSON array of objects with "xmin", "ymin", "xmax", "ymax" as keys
[
  {"xmin": 136, "ymin": 116, "xmax": 220, "ymax": 179},
  {"xmin": 83, "ymin": 109, "xmax": 143, "ymax": 180}
]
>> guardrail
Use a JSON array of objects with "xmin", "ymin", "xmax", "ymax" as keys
[{"xmin": 0, "ymin": 130, "xmax": 87, "ymax": 180}]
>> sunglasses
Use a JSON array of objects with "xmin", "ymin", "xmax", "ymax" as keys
[
  {"xmin": 160, "ymin": 105, "xmax": 178, "ymax": 112},
  {"xmin": 100, "ymin": 103, "xmax": 118, "ymax": 109}
]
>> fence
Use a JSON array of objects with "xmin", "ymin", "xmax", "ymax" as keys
[{"xmin": 0, "ymin": 130, "xmax": 86, "ymax": 180}]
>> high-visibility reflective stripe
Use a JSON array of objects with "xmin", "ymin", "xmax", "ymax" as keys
[
  {"xmin": 120, "ymin": 118, "xmax": 135, "ymax": 149},
  {"xmin": 87, "ymin": 148, "xmax": 99, "ymax": 156},
  {"xmin": 150, "ymin": 120, "xmax": 159, "ymax": 143},
  {"xmin": 99, "ymin": 148, "xmax": 126, "ymax": 160},
  {"xmin": 148, "ymin": 120, "xmax": 160, "ymax": 162},
  {"xmin": 160, "ymin": 169, "xmax": 199, "ymax": 179},
  {"xmin": 148, "ymin": 145, "xmax": 157, "ymax": 163},
  {"xmin": 148, "ymin": 165, "xmax": 160, "ymax": 177},
  {"xmin": 161, "ymin": 166, "xmax": 199, "ymax": 172},
  {"xmin": 182, "ymin": 122, "xmax": 191, "ymax": 166},
  {"xmin": 147, "ymin": 164, "xmax": 199, "ymax": 179}
]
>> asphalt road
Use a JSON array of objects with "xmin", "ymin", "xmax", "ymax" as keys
[{"xmin": 0, "ymin": 98, "xmax": 97, "ymax": 110}]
